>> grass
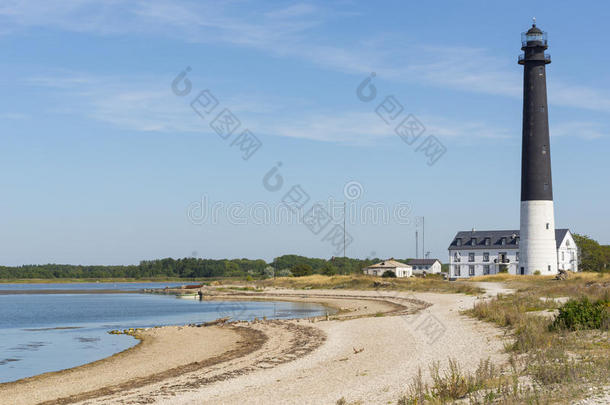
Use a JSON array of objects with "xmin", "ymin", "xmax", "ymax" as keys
[
  {"xmin": 254, "ymin": 274, "xmax": 483, "ymax": 295},
  {"xmin": 469, "ymin": 271, "xmax": 610, "ymax": 299},
  {"xmin": 397, "ymin": 272, "xmax": 610, "ymax": 404}
]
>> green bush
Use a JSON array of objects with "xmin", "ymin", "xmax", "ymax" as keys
[
  {"xmin": 551, "ymin": 297, "xmax": 609, "ymax": 330},
  {"xmin": 321, "ymin": 263, "xmax": 338, "ymax": 276},
  {"xmin": 263, "ymin": 266, "xmax": 275, "ymax": 279},
  {"xmin": 381, "ymin": 270, "xmax": 396, "ymax": 278},
  {"xmin": 276, "ymin": 268, "xmax": 293, "ymax": 277},
  {"xmin": 291, "ymin": 264, "xmax": 313, "ymax": 277},
  {"xmin": 534, "ymin": 270, "xmax": 541, "ymax": 276}
]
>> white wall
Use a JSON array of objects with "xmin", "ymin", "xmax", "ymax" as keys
[
  {"xmin": 363, "ymin": 266, "xmax": 412, "ymax": 277},
  {"xmin": 411, "ymin": 261, "xmax": 442, "ymax": 274},
  {"xmin": 557, "ymin": 232, "xmax": 579, "ymax": 272},
  {"xmin": 448, "ymin": 249, "xmax": 519, "ymax": 278},
  {"xmin": 520, "ymin": 201, "xmax": 558, "ymax": 275}
]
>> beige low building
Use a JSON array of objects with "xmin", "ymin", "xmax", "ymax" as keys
[{"xmin": 362, "ymin": 259, "xmax": 412, "ymax": 277}]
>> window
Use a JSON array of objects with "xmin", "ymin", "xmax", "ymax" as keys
[
  {"xmin": 454, "ymin": 266, "xmax": 460, "ymax": 277},
  {"xmin": 566, "ymin": 240, "xmax": 570, "ymax": 247},
  {"xmin": 546, "ymin": 223, "xmax": 550, "ymax": 230},
  {"xmin": 485, "ymin": 238, "xmax": 490, "ymax": 246},
  {"xmin": 516, "ymin": 252, "xmax": 520, "ymax": 262},
  {"xmin": 548, "ymin": 265, "xmax": 551, "ymax": 272},
  {"xmin": 483, "ymin": 265, "xmax": 490, "ymax": 275},
  {"xmin": 501, "ymin": 237, "xmax": 506, "ymax": 245},
  {"xmin": 471, "ymin": 237, "xmax": 477, "ymax": 246},
  {"xmin": 456, "ymin": 238, "xmax": 462, "ymax": 247},
  {"xmin": 483, "ymin": 252, "xmax": 490, "ymax": 262},
  {"xmin": 454, "ymin": 252, "xmax": 461, "ymax": 262},
  {"xmin": 469, "ymin": 265, "xmax": 475, "ymax": 276},
  {"xmin": 468, "ymin": 253, "xmax": 475, "ymax": 262},
  {"xmin": 562, "ymin": 252, "xmax": 565, "ymax": 261}
]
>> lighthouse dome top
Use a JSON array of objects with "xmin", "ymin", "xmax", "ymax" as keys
[
  {"xmin": 521, "ymin": 22, "xmax": 548, "ymax": 48},
  {"xmin": 526, "ymin": 25, "xmax": 543, "ymax": 35}
]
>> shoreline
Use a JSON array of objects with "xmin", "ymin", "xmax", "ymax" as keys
[{"xmin": 0, "ymin": 288, "xmax": 506, "ymax": 405}]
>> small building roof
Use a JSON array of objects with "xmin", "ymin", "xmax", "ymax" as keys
[
  {"xmin": 406, "ymin": 259, "xmax": 441, "ymax": 266},
  {"xmin": 448, "ymin": 229, "xmax": 570, "ymax": 250},
  {"xmin": 365, "ymin": 259, "xmax": 409, "ymax": 269}
]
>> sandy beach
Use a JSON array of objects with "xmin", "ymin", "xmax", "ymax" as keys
[{"xmin": 0, "ymin": 288, "xmax": 508, "ymax": 405}]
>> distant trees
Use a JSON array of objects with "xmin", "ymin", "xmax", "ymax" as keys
[
  {"xmin": 320, "ymin": 263, "xmax": 338, "ymax": 276},
  {"xmin": 0, "ymin": 257, "xmax": 269, "ymax": 280},
  {"xmin": 0, "ymin": 253, "xmax": 446, "ymax": 280},
  {"xmin": 291, "ymin": 264, "xmax": 314, "ymax": 277},
  {"xmin": 276, "ymin": 268, "xmax": 293, "ymax": 277},
  {"xmin": 573, "ymin": 234, "xmax": 610, "ymax": 272},
  {"xmin": 263, "ymin": 266, "xmax": 275, "ymax": 279},
  {"xmin": 271, "ymin": 255, "xmax": 325, "ymax": 273}
]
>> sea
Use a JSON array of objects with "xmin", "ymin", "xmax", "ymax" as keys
[{"xmin": 0, "ymin": 282, "xmax": 328, "ymax": 383}]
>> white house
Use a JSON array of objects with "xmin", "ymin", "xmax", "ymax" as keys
[
  {"xmin": 363, "ymin": 259, "xmax": 412, "ymax": 278},
  {"xmin": 448, "ymin": 229, "xmax": 578, "ymax": 279},
  {"xmin": 406, "ymin": 259, "xmax": 442, "ymax": 274}
]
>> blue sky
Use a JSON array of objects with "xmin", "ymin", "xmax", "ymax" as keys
[{"xmin": 1, "ymin": 1, "xmax": 608, "ymax": 266}]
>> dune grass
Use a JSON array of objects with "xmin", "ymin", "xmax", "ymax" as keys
[
  {"xmin": 397, "ymin": 272, "xmax": 609, "ymax": 404},
  {"xmin": 470, "ymin": 271, "xmax": 610, "ymax": 300},
  {"xmin": 254, "ymin": 274, "xmax": 483, "ymax": 295}
]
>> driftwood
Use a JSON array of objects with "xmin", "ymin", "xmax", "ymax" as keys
[{"xmin": 198, "ymin": 316, "xmax": 231, "ymax": 327}]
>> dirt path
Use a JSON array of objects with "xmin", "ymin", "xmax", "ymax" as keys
[{"xmin": 472, "ymin": 281, "xmax": 515, "ymax": 297}]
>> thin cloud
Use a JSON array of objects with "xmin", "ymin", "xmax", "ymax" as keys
[
  {"xmin": 25, "ymin": 71, "xmax": 513, "ymax": 144},
  {"xmin": 4, "ymin": 1, "xmax": 610, "ymax": 115},
  {"xmin": 551, "ymin": 121, "xmax": 607, "ymax": 139}
]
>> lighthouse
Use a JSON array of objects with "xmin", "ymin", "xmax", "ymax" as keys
[{"xmin": 518, "ymin": 19, "xmax": 558, "ymax": 275}]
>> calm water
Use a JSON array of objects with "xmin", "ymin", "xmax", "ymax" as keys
[{"xmin": 0, "ymin": 283, "xmax": 328, "ymax": 383}]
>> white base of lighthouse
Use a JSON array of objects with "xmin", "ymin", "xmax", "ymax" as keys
[{"xmin": 519, "ymin": 200, "xmax": 558, "ymax": 275}]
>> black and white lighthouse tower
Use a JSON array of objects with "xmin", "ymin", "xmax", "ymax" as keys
[{"xmin": 518, "ymin": 18, "xmax": 557, "ymax": 275}]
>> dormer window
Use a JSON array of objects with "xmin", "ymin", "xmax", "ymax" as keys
[
  {"xmin": 501, "ymin": 237, "xmax": 506, "ymax": 246},
  {"xmin": 485, "ymin": 237, "xmax": 491, "ymax": 246},
  {"xmin": 471, "ymin": 237, "xmax": 477, "ymax": 246},
  {"xmin": 516, "ymin": 237, "xmax": 520, "ymax": 245},
  {"xmin": 456, "ymin": 238, "xmax": 462, "ymax": 247}
]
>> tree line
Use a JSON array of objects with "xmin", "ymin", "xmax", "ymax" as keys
[
  {"xmin": 0, "ymin": 256, "xmax": 385, "ymax": 280},
  {"xmin": 1, "ymin": 234, "xmax": 607, "ymax": 279},
  {"xmin": 572, "ymin": 234, "xmax": 610, "ymax": 272}
]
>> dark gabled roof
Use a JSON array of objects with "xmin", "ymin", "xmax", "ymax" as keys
[
  {"xmin": 448, "ymin": 229, "xmax": 570, "ymax": 250},
  {"xmin": 555, "ymin": 229, "xmax": 570, "ymax": 246},
  {"xmin": 448, "ymin": 230, "xmax": 519, "ymax": 250},
  {"xmin": 406, "ymin": 259, "xmax": 441, "ymax": 266}
]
